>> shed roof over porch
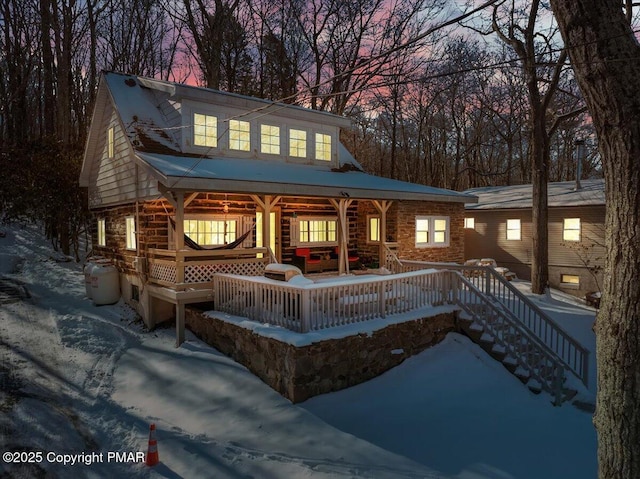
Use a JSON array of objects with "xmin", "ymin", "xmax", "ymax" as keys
[{"xmin": 136, "ymin": 151, "xmax": 477, "ymax": 203}]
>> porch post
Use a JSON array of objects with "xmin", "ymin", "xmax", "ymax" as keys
[
  {"xmin": 373, "ymin": 200, "xmax": 392, "ymax": 268},
  {"xmin": 176, "ymin": 302, "xmax": 185, "ymax": 347},
  {"xmin": 251, "ymin": 195, "xmax": 281, "ymax": 262},
  {"xmin": 175, "ymin": 191, "xmax": 185, "ymax": 347},
  {"xmin": 330, "ymin": 198, "xmax": 353, "ymax": 275},
  {"xmin": 175, "ymin": 191, "xmax": 185, "ymax": 250}
]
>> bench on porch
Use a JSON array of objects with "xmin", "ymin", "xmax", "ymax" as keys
[{"xmin": 292, "ymin": 248, "xmax": 329, "ymax": 273}]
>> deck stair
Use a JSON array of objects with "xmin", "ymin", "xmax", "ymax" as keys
[
  {"xmin": 455, "ymin": 288, "xmax": 577, "ymax": 404},
  {"xmin": 394, "ymin": 255, "xmax": 589, "ymax": 405}
]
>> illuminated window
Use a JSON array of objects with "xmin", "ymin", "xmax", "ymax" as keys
[
  {"xmin": 229, "ymin": 119, "xmax": 250, "ymax": 151},
  {"xmin": 368, "ymin": 216, "xmax": 380, "ymax": 243},
  {"xmin": 506, "ymin": 219, "xmax": 521, "ymax": 240},
  {"xmin": 184, "ymin": 218, "xmax": 237, "ymax": 246},
  {"xmin": 289, "ymin": 129, "xmax": 307, "ymax": 157},
  {"xmin": 193, "ymin": 113, "xmax": 217, "ymax": 147},
  {"xmin": 464, "ymin": 217, "xmax": 475, "ymax": 229},
  {"xmin": 563, "ymin": 218, "xmax": 581, "ymax": 241},
  {"xmin": 561, "ymin": 274, "xmax": 580, "ymax": 285},
  {"xmin": 299, "ymin": 218, "xmax": 337, "ymax": 244},
  {"xmin": 416, "ymin": 216, "xmax": 449, "ymax": 247},
  {"xmin": 260, "ymin": 124, "xmax": 280, "ymax": 154},
  {"xmin": 125, "ymin": 217, "xmax": 136, "ymax": 250},
  {"xmin": 97, "ymin": 219, "xmax": 106, "ymax": 247},
  {"xmin": 315, "ymin": 133, "xmax": 331, "ymax": 161},
  {"xmin": 107, "ymin": 127, "xmax": 114, "ymax": 158}
]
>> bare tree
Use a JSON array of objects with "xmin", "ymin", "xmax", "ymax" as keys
[
  {"xmin": 549, "ymin": 1, "xmax": 640, "ymax": 477},
  {"xmin": 179, "ymin": 0, "xmax": 244, "ymax": 89},
  {"xmin": 491, "ymin": 0, "xmax": 574, "ymax": 294},
  {"xmin": 292, "ymin": 0, "xmax": 443, "ymax": 114}
]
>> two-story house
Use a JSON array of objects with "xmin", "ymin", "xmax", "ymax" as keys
[{"xmin": 80, "ymin": 71, "xmax": 477, "ymax": 334}]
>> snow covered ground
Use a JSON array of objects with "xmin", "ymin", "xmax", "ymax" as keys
[{"xmin": 0, "ymin": 222, "xmax": 597, "ymax": 478}]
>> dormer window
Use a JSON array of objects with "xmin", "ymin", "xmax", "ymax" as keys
[
  {"xmin": 315, "ymin": 133, "xmax": 331, "ymax": 161},
  {"xmin": 193, "ymin": 113, "xmax": 217, "ymax": 147},
  {"xmin": 289, "ymin": 129, "xmax": 307, "ymax": 157},
  {"xmin": 260, "ymin": 124, "xmax": 280, "ymax": 154},
  {"xmin": 229, "ymin": 119, "xmax": 250, "ymax": 151}
]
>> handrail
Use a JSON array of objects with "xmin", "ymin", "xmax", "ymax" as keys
[
  {"xmin": 453, "ymin": 273, "xmax": 566, "ymax": 404},
  {"xmin": 147, "ymin": 247, "xmax": 270, "ymax": 287},
  {"xmin": 400, "ymin": 260, "xmax": 589, "ymax": 388},
  {"xmin": 383, "ymin": 243, "xmax": 404, "ymax": 273},
  {"xmin": 266, "ymin": 246, "xmax": 278, "ymax": 264},
  {"xmin": 212, "ymin": 269, "xmax": 453, "ymax": 333},
  {"xmin": 148, "ymin": 247, "xmax": 269, "ymax": 259}
]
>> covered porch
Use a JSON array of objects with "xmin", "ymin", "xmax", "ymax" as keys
[
  {"xmin": 142, "ymin": 189, "xmax": 400, "ymax": 346},
  {"xmin": 132, "ymin": 151, "xmax": 474, "ymax": 345}
]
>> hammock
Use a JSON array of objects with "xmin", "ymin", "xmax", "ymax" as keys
[{"xmin": 168, "ymin": 218, "xmax": 254, "ymax": 251}]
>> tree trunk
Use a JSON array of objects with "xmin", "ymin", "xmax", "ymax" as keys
[
  {"xmin": 549, "ymin": 1, "xmax": 640, "ymax": 477},
  {"xmin": 530, "ymin": 107, "xmax": 549, "ymax": 294}
]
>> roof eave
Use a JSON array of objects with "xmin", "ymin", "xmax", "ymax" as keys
[{"xmin": 158, "ymin": 175, "xmax": 476, "ymax": 203}]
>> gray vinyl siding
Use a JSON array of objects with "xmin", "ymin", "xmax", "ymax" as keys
[
  {"xmin": 465, "ymin": 209, "xmax": 533, "ymax": 264},
  {"xmin": 464, "ymin": 205, "xmax": 605, "ymax": 296},
  {"xmin": 87, "ymin": 107, "xmax": 159, "ymax": 208}
]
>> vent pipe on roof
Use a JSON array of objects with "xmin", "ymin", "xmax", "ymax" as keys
[{"xmin": 574, "ymin": 139, "xmax": 585, "ymax": 190}]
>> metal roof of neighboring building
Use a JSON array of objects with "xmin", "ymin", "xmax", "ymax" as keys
[{"xmin": 464, "ymin": 179, "xmax": 605, "ymax": 210}]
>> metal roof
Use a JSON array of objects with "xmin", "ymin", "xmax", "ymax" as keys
[
  {"xmin": 136, "ymin": 152, "xmax": 477, "ymax": 203},
  {"xmin": 464, "ymin": 179, "xmax": 605, "ymax": 210}
]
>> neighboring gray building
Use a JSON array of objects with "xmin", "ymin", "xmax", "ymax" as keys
[{"xmin": 463, "ymin": 180, "xmax": 605, "ymax": 298}]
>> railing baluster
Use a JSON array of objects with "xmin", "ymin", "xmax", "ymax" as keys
[{"xmin": 398, "ymin": 260, "xmax": 589, "ymax": 389}]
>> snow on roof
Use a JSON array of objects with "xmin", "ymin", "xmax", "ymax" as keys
[
  {"xmin": 136, "ymin": 152, "xmax": 477, "ymax": 203},
  {"xmin": 464, "ymin": 179, "xmax": 605, "ymax": 210},
  {"xmin": 105, "ymin": 71, "xmax": 350, "ymax": 129},
  {"xmin": 99, "ymin": 71, "xmax": 475, "ymax": 203}
]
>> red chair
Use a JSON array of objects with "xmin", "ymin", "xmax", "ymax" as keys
[
  {"xmin": 292, "ymin": 247, "xmax": 323, "ymax": 273},
  {"xmin": 334, "ymin": 246, "xmax": 360, "ymax": 268}
]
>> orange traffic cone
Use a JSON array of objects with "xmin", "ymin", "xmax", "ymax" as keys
[{"xmin": 146, "ymin": 423, "xmax": 159, "ymax": 466}]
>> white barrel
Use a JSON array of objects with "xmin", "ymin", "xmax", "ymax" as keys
[
  {"xmin": 83, "ymin": 256, "xmax": 107, "ymax": 299},
  {"xmin": 91, "ymin": 263, "xmax": 120, "ymax": 305}
]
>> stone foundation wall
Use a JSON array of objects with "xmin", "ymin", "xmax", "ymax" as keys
[{"xmin": 185, "ymin": 309, "xmax": 456, "ymax": 403}]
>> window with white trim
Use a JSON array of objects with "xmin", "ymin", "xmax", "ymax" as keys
[
  {"xmin": 97, "ymin": 219, "xmax": 106, "ymax": 247},
  {"xmin": 289, "ymin": 128, "xmax": 307, "ymax": 157},
  {"xmin": 193, "ymin": 113, "xmax": 217, "ymax": 147},
  {"xmin": 506, "ymin": 219, "xmax": 521, "ymax": 240},
  {"xmin": 184, "ymin": 218, "xmax": 237, "ymax": 246},
  {"xmin": 563, "ymin": 218, "xmax": 581, "ymax": 241},
  {"xmin": 315, "ymin": 133, "xmax": 331, "ymax": 161},
  {"xmin": 260, "ymin": 124, "xmax": 280, "ymax": 154},
  {"xmin": 368, "ymin": 216, "xmax": 380, "ymax": 243},
  {"xmin": 561, "ymin": 274, "xmax": 580, "ymax": 286},
  {"xmin": 229, "ymin": 119, "xmax": 250, "ymax": 151},
  {"xmin": 107, "ymin": 127, "xmax": 114, "ymax": 158},
  {"xmin": 291, "ymin": 216, "xmax": 338, "ymax": 246},
  {"xmin": 415, "ymin": 216, "xmax": 450, "ymax": 247},
  {"xmin": 125, "ymin": 217, "xmax": 136, "ymax": 250},
  {"xmin": 464, "ymin": 217, "xmax": 475, "ymax": 229}
]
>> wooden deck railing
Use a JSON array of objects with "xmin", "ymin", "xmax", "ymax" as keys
[
  {"xmin": 399, "ymin": 260, "xmax": 590, "ymax": 388},
  {"xmin": 212, "ymin": 269, "xmax": 454, "ymax": 333},
  {"xmin": 454, "ymin": 274, "xmax": 568, "ymax": 404},
  {"xmin": 147, "ymin": 248, "xmax": 270, "ymax": 290}
]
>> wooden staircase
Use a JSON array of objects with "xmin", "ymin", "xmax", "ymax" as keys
[
  {"xmin": 457, "ymin": 310, "xmax": 578, "ymax": 404},
  {"xmin": 390, "ymin": 253, "xmax": 590, "ymax": 406}
]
